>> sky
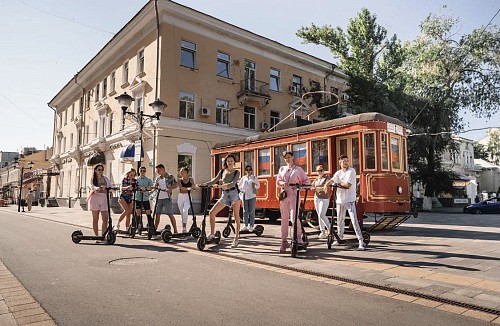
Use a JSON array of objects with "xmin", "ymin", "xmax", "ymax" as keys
[{"xmin": 0, "ymin": 0, "xmax": 499, "ymax": 153}]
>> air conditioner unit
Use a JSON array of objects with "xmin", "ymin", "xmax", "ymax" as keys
[
  {"xmin": 261, "ymin": 121, "xmax": 269, "ymax": 130},
  {"xmin": 342, "ymin": 93, "xmax": 349, "ymax": 100},
  {"xmin": 200, "ymin": 107, "xmax": 210, "ymax": 116},
  {"xmin": 288, "ymin": 85, "xmax": 297, "ymax": 94}
]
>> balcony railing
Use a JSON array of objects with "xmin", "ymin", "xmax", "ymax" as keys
[{"xmin": 238, "ymin": 79, "xmax": 271, "ymax": 99}]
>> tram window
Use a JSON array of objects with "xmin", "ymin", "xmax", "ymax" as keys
[
  {"xmin": 381, "ymin": 133, "xmax": 389, "ymax": 170},
  {"xmin": 390, "ymin": 136, "xmax": 402, "ymax": 170},
  {"xmin": 274, "ymin": 145, "xmax": 287, "ymax": 175},
  {"xmin": 312, "ymin": 139, "xmax": 328, "ymax": 172},
  {"xmin": 258, "ymin": 148, "xmax": 271, "ymax": 175},
  {"xmin": 244, "ymin": 150, "xmax": 254, "ymax": 172},
  {"xmin": 363, "ymin": 133, "xmax": 376, "ymax": 170},
  {"xmin": 339, "ymin": 139, "xmax": 347, "ymax": 160},
  {"xmin": 292, "ymin": 142, "xmax": 307, "ymax": 172},
  {"xmin": 402, "ymin": 138, "xmax": 407, "ymax": 172},
  {"xmin": 220, "ymin": 152, "xmax": 240, "ymax": 168},
  {"xmin": 352, "ymin": 138, "xmax": 359, "ymax": 173}
]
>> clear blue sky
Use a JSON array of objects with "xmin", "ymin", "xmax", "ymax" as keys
[{"xmin": 0, "ymin": 0, "xmax": 498, "ymax": 152}]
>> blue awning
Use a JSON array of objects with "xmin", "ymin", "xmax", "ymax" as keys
[{"xmin": 120, "ymin": 144, "xmax": 144, "ymax": 162}]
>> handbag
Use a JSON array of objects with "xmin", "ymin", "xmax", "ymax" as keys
[{"xmin": 279, "ymin": 190, "xmax": 287, "ymax": 201}]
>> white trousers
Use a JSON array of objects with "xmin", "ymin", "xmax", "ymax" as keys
[
  {"xmin": 177, "ymin": 193, "xmax": 191, "ymax": 224},
  {"xmin": 336, "ymin": 202, "xmax": 363, "ymax": 241},
  {"xmin": 314, "ymin": 197, "xmax": 331, "ymax": 231}
]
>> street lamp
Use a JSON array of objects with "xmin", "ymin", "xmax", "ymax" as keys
[
  {"xmin": 115, "ymin": 92, "xmax": 167, "ymax": 171},
  {"xmin": 17, "ymin": 160, "xmax": 34, "ymax": 212}
]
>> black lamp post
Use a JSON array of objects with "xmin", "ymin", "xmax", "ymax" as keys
[
  {"xmin": 17, "ymin": 160, "xmax": 34, "ymax": 212},
  {"xmin": 115, "ymin": 92, "xmax": 167, "ymax": 171}
]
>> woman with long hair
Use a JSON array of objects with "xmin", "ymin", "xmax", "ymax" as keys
[
  {"xmin": 311, "ymin": 164, "xmax": 331, "ymax": 239},
  {"xmin": 198, "ymin": 154, "xmax": 241, "ymax": 248},
  {"xmin": 177, "ymin": 167, "xmax": 198, "ymax": 233},
  {"xmin": 114, "ymin": 168, "xmax": 137, "ymax": 231},
  {"xmin": 88, "ymin": 164, "xmax": 112, "ymax": 242}
]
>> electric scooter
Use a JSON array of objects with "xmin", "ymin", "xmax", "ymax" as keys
[
  {"xmin": 222, "ymin": 205, "xmax": 264, "ymax": 238},
  {"xmin": 196, "ymin": 186, "xmax": 221, "ymax": 250},
  {"xmin": 145, "ymin": 187, "xmax": 173, "ymax": 240},
  {"xmin": 161, "ymin": 189, "xmax": 201, "ymax": 242},
  {"xmin": 71, "ymin": 187, "xmax": 119, "ymax": 245},
  {"xmin": 129, "ymin": 189, "xmax": 151, "ymax": 238},
  {"xmin": 326, "ymin": 184, "xmax": 370, "ymax": 249},
  {"xmin": 290, "ymin": 184, "xmax": 311, "ymax": 258}
]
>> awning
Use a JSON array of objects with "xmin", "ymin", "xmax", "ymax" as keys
[
  {"xmin": 453, "ymin": 173, "xmax": 471, "ymax": 181},
  {"xmin": 87, "ymin": 152, "xmax": 106, "ymax": 166},
  {"xmin": 120, "ymin": 144, "xmax": 144, "ymax": 163}
]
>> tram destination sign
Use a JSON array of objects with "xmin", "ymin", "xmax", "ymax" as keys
[{"xmin": 387, "ymin": 122, "xmax": 404, "ymax": 135}]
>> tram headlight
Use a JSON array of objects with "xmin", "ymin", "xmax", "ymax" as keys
[{"xmin": 397, "ymin": 186, "xmax": 403, "ymax": 194}]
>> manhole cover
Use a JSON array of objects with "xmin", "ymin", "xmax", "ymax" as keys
[{"xmin": 109, "ymin": 257, "xmax": 158, "ymax": 265}]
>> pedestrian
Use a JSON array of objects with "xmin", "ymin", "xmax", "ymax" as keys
[
  {"xmin": 87, "ymin": 164, "xmax": 112, "ymax": 243},
  {"xmin": 25, "ymin": 189, "xmax": 34, "ymax": 211},
  {"xmin": 114, "ymin": 169, "xmax": 137, "ymax": 231},
  {"xmin": 177, "ymin": 167, "xmax": 198, "ymax": 233},
  {"xmin": 311, "ymin": 165, "xmax": 331, "ymax": 239},
  {"xmin": 198, "ymin": 154, "xmax": 241, "ymax": 248},
  {"xmin": 135, "ymin": 167, "xmax": 154, "ymax": 228},
  {"xmin": 153, "ymin": 164, "xmax": 178, "ymax": 234},
  {"xmin": 276, "ymin": 151, "xmax": 310, "ymax": 253},
  {"xmin": 238, "ymin": 165, "xmax": 260, "ymax": 232},
  {"xmin": 324, "ymin": 155, "xmax": 365, "ymax": 250}
]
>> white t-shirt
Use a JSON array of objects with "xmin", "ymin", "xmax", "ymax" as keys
[{"xmin": 331, "ymin": 167, "xmax": 357, "ymax": 204}]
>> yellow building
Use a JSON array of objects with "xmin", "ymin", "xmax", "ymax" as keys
[{"xmin": 48, "ymin": 0, "xmax": 348, "ymax": 210}]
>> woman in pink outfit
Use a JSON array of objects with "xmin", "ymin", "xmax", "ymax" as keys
[{"xmin": 276, "ymin": 151, "xmax": 310, "ymax": 253}]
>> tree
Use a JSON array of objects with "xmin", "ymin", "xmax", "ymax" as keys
[
  {"xmin": 474, "ymin": 142, "xmax": 489, "ymax": 161},
  {"xmin": 487, "ymin": 130, "xmax": 500, "ymax": 164}
]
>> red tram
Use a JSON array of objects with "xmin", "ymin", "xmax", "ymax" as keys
[{"xmin": 210, "ymin": 112, "xmax": 412, "ymax": 228}]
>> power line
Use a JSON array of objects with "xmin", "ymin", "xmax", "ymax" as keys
[
  {"xmin": 16, "ymin": 0, "xmax": 115, "ymax": 35},
  {"xmin": 0, "ymin": 93, "xmax": 48, "ymax": 129},
  {"xmin": 408, "ymin": 126, "xmax": 499, "ymax": 137},
  {"xmin": 478, "ymin": 8, "xmax": 500, "ymax": 35}
]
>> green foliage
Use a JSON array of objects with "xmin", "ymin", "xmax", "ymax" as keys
[
  {"xmin": 473, "ymin": 142, "xmax": 489, "ymax": 161},
  {"xmin": 487, "ymin": 130, "xmax": 500, "ymax": 164}
]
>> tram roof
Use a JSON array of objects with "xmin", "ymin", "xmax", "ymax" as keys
[{"xmin": 213, "ymin": 112, "xmax": 406, "ymax": 149}]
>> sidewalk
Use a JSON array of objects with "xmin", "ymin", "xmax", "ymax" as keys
[{"xmin": 1, "ymin": 204, "xmax": 500, "ymax": 322}]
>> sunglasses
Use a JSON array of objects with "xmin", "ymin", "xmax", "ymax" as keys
[
  {"xmin": 317, "ymin": 169, "xmax": 324, "ymax": 172},
  {"xmin": 96, "ymin": 169, "xmax": 104, "ymax": 172},
  {"xmin": 140, "ymin": 170, "xmax": 146, "ymax": 172},
  {"xmin": 246, "ymin": 169, "xmax": 252, "ymax": 171}
]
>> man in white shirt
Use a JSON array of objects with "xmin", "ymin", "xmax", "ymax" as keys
[{"xmin": 324, "ymin": 155, "xmax": 365, "ymax": 250}]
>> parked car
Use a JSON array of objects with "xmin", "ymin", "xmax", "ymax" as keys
[{"xmin": 463, "ymin": 197, "xmax": 500, "ymax": 214}]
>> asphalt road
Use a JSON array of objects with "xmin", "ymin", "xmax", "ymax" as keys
[{"xmin": 0, "ymin": 211, "xmax": 488, "ymax": 326}]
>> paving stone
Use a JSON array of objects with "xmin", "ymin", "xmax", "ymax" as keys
[
  {"xmin": 0, "ymin": 313, "xmax": 17, "ymax": 326},
  {"xmin": 16, "ymin": 313, "xmax": 51, "ymax": 325},
  {"xmin": 374, "ymin": 289, "xmax": 397, "ymax": 297},
  {"xmin": 0, "ymin": 286, "xmax": 25, "ymax": 294},
  {"xmin": 2, "ymin": 290, "xmax": 30, "ymax": 299},
  {"xmin": 392, "ymin": 294, "xmax": 417, "ymax": 302},
  {"xmin": 6, "ymin": 297, "xmax": 36, "ymax": 307},
  {"xmin": 0, "ymin": 300, "xmax": 9, "ymax": 315},
  {"xmin": 4, "ymin": 302, "xmax": 40, "ymax": 313},
  {"xmin": 413, "ymin": 298, "xmax": 441, "ymax": 308},
  {"xmin": 461, "ymin": 309, "xmax": 498, "ymax": 322},
  {"xmin": 23, "ymin": 321, "xmax": 57, "ymax": 326},
  {"xmin": 423, "ymin": 272, "xmax": 482, "ymax": 286},
  {"xmin": 13, "ymin": 307, "xmax": 47, "ymax": 319},
  {"xmin": 492, "ymin": 316, "xmax": 500, "ymax": 324},
  {"xmin": 415, "ymin": 284, "xmax": 455, "ymax": 296}
]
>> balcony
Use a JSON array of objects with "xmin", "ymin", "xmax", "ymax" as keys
[
  {"xmin": 89, "ymin": 137, "xmax": 107, "ymax": 152},
  {"xmin": 237, "ymin": 79, "xmax": 271, "ymax": 106}
]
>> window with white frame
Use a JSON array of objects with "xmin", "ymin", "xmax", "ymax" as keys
[
  {"xmin": 110, "ymin": 71, "xmax": 116, "ymax": 93},
  {"xmin": 292, "ymin": 75, "xmax": 302, "ymax": 97},
  {"xmin": 270, "ymin": 68, "xmax": 280, "ymax": 92},
  {"xmin": 85, "ymin": 125, "xmax": 89, "ymax": 144},
  {"xmin": 180, "ymin": 40, "xmax": 196, "ymax": 69},
  {"xmin": 69, "ymin": 133, "xmax": 73, "ymax": 148},
  {"xmin": 216, "ymin": 99, "xmax": 229, "ymax": 125},
  {"xmin": 58, "ymin": 113, "xmax": 62, "ymax": 128},
  {"xmin": 122, "ymin": 61, "xmax": 129, "ymax": 85},
  {"xmin": 86, "ymin": 91, "xmax": 91, "ymax": 109},
  {"xmin": 102, "ymin": 77, "xmax": 107, "ymax": 98},
  {"xmin": 99, "ymin": 117, "xmax": 105, "ymax": 138},
  {"xmin": 179, "ymin": 92, "xmax": 195, "ymax": 119},
  {"xmin": 79, "ymin": 96, "xmax": 84, "ymax": 113},
  {"xmin": 63, "ymin": 109, "xmax": 67, "ymax": 125},
  {"xmin": 217, "ymin": 51, "xmax": 230, "ymax": 78},
  {"xmin": 270, "ymin": 110, "xmax": 280, "ymax": 128},
  {"xmin": 71, "ymin": 104, "xmax": 75, "ymax": 121},
  {"xmin": 137, "ymin": 49, "xmax": 145, "ymax": 74},
  {"xmin": 93, "ymin": 121, "xmax": 98, "ymax": 140},
  {"xmin": 95, "ymin": 83, "xmax": 100, "ymax": 101},
  {"xmin": 244, "ymin": 106, "xmax": 256, "ymax": 130},
  {"xmin": 108, "ymin": 113, "xmax": 114, "ymax": 135}
]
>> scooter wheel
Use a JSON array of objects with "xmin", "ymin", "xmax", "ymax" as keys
[
  {"xmin": 161, "ymin": 230, "xmax": 172, "ymax": 243},
  {"xmin": 165, "ymin": 225, "xmax": 171, "ymax": 231},
  {"xmin": 291, "ymin": 243, "xmax": 298, "ymax": 258},
  {"xmin": 191, "ymin": 227, "xmax": 201, "ymax": 238},
  {"xmin": 214, "ymin": 231, "xmax": 221, "ymax": 244},
  {"xmin": 222, "ymin": 227, "xmax": 231, "ymax": 238},
  {"xmin": 129, "ymin": 226, "xmax": 136, "ymax": 238},
  {"xmin": 362, "ymin": 231, "xmax": 370, "ymax": 246},
  {"xmin": 197, "ymin": 237, "xmax": 206, "ymax": 251},
  {"xmin": 71, "ymin": 230, "xmax": 83, "ymax": 244},
  {"xmin": 106, "ymin": 232, "xmax": 116, "ymax": 245},
  {"xmin": 254, "ymin": 225, "xmax": 264, "ymax": 236}
]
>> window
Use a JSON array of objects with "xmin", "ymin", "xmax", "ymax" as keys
[
  {"xmin": 244, "ymin": 60, "xmax": 256, "ymax": 91},
  {"xmin": 270, "ymin": 111, "xmax": 280, "ymax": 129},
  {"xmin": 137, "ymin": 49, "xmax": 145, "ymax": 74},
  {"xmin": 77, "ymin": 129, "xmax": 82, "ymax": 145},
  {"xmin": 244, "ymin": 106, "xmax": 256, "ymax": 129},
  {"xmin": 330, "ymin": 87, "xmax": 339, "ymax": 95},
  {"xmin": 102, "ymin": 78, "xmax": 107, "ymax": 98},
  {"xmin": 110, "ymin": 71, "xmax": 116, "ymax": 92},
  {"xmin": 122, "ymin": 61, "xmax": 129, "ymax": 85},
  {"xmin": 179, "ymin": 92, "xmax": 195, "ymax": 119},
  {"xmin": 216, "ymin": 99, "xmax": 229, "ymax": 125},
  {"xmin": 258, "ymin": 148, "xmax": 271, "ymax": 176},
  {"xmin": 69, "ymin": 133, "xmax": 73, "ymax": 148},
  {"xmin": 79, "ymin": 96, "xmax": 84, "ymax": 113},
  {"xmin": 244, "ymin": 151, "xmax": 254, "ymax": 172},
  {"xmin": 62, "ymin": 137, "xmax": 66, "ymax": 153},
  {"xmin": 292, "ymin": 75, "xmax": 302, "ymax": 97},
  {"xmin": 363, "ymin": 133, "xmax": 376, "ymax": 170},
  {"xmin": 390, "ymin": 136, "xmax": 401, "ymax": 170},
  {"xmin": 381, "ymin": 133, "xmax": 389, "ymax": 170},
  {"xmin": 63, "ymin": 109, "xmax": 67, "ymax": 125},
  {"xmin": 292, "ymin": 142, "xmax": 307, "ymax": 172},
  {"xmin": 100, "ymin": 117, "xmax": 106, "ymax": 138},
  {"xmin": 270, "ymin": 68, "xmax": 280, "ymax": 92},
  {"xmin": 178, "ymin": 154, "xmax": 192, "ymax": 173},
  {"xmin": 337, "ymin": 137, "xmax": 360, "ymax": 174},
  {"xmin": 402, "ymin": 138, "xmax": 407, "ymax": 172},
  {"xmin": 85, "ymin": 125, "xmax": 89, "ymax": 144},
  {"xmin": 274, "ymin": 145, "xmax": 287, "ymax": 175},
  {"xmin": 181, "ymin": 40, "xmax": 196, "ymax": 69},
  {"xmin": 217, "ymin": 51, "xmax": 230, "ymax": 78},
  {"xmin": 93, "ymin": 121, "xmax": 98, "ymax": 140},
  {"xmin": 108, "ymin": 113, "xmax": 114, "ymax": 135},
  {"xmin": 70, "ymin": 104, "xmax": 75, "ymax": 121},
  {"xmin": 86, "ymin": 91, "xmax": 91, "ymax": 109},
  {"xmin": 95, "ymin": 83, "xmax": 100, "ymax": 101},
  {"xmin": 312, "ymin": 139, "xmax": 328, "ymax": 172}
]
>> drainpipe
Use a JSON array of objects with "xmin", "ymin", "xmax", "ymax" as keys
[
  {"xmin": 47, "ymin": 102, "xmax": 57, "ymax": 199},
  {"xmin": 74, "ymin": 74, "xmax": 85, "ymax": 199}
]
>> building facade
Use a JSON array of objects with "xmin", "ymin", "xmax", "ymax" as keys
[{"xmin": 48, "ymin": 0, "xmax": 348, "ymax": 210}]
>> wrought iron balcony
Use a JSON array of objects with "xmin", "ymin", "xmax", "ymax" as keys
[{"xmin": 238, "ymin": 79, "xmax": 271, "ymax": 99}]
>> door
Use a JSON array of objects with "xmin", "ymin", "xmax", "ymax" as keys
[{"xmin": 245, "ymin": 60, "xmax": 256, "ymax": 92}]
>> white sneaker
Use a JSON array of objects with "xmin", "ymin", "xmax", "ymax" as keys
[
  {"xmin": 332, "ymin": 240, "xmax": 340, "ymax": 246},
  {"xmin": 318, "ymin": 231, "xmax": 327, "ymax": 239},
  {"xmin": 182, "ymin": 227, "xmax": 187, "ymax": 233},
  {"xmin": 248, "ymin": 225, "xmax": 254, "ymax": 232},
  {"xmin": 94, "ymin": 240, "xmax": 102, "ymax": 244},
  {"xmin": 358, "ymin": 242, "xmax": 366, "ymax": 251},
  {"xmin": 240, "ymin": 226, "xmax": 249, "ymax": 232},
  {"xmin": 113, "ymin": 224, "xmax": 121, "ymax": 231},
  {"xmin": 207, "ymin": 234, "xmax": 216, "ymax": 241},
  {"xmin": 231, "ymin": 238, "xmax": 239, "ymax": 248}
]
